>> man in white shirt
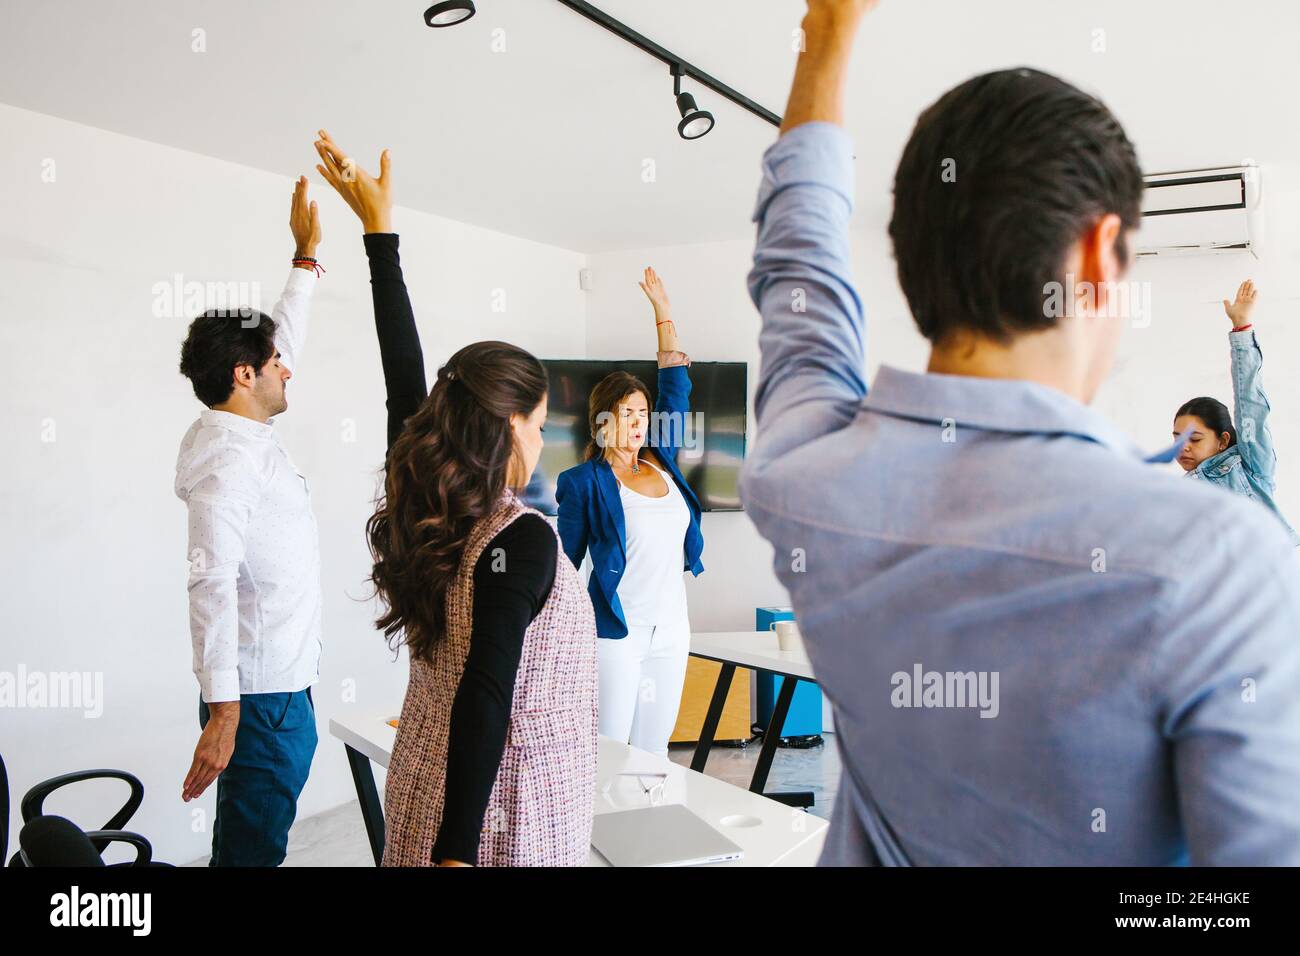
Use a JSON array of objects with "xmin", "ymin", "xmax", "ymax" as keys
[{"xmin": 175, "ymin": 177, "xmax": 324, "ymax": 866}]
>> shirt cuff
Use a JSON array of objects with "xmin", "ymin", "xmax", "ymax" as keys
[
  {"xmin": 657, "ymin": 349, "xmax": 691, "ymax": 368},
  {"xmin": 198, "ymin": 669, "xmax": 241, "ymax": 704},
  {"xmin": 752, "ymin": 121, "xmax": 855, "ymax": 223},
  {"xmin": 285, "ymin": 263, "xmax": 318, "ymax": 293},
  {"xmin": 1229, "ymin": 328, "xmax": 1257, "ymax": 347}
]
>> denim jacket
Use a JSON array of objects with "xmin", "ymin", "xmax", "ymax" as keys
[{"xmin": 1188, "ymin": 329, "xmax": 1299, "ymax": 544}]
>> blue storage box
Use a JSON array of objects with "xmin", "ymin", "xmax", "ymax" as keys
[{"xmin": 754, "ymin": 607, "xmax": 823, "ymax": 737}]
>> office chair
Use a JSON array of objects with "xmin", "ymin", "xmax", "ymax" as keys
[
  {"xmin": 3, "ymin": 757, "xmax": 169, "ymax": 867},
  {"xmin": 1, "ymin": 752, "xmax": 9, "ymax": 864},
  {"xmin": 18, "ymin": 815, "xmax": 158, "ymax": 867}
]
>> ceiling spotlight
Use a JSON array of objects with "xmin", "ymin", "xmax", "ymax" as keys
[
  {"xmin": 424, "ymin": 1, "xmax": 476, "ymax": 27},
  {"xmin": 672, "ymin": 64, "xmax": 714, "ymax": 141}
]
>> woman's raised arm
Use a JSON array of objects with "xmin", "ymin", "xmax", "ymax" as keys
[
  {"xmin": 1224, "ymin": 280, "xmax": 1280, "ymax": 488},
  {"xmin": 314, "ymin": 131, "xmax": 426, "ymax": 452},
  {"xmin": 641, "ymin": 266, "xmax": 689, "ymax": 369}
]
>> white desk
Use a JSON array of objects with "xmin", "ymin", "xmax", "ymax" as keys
[
  {"xmin": 688, "ymin": 631, "xmax": 821, "ymax": 808},
  {"xmin": 691, "ymin": 630, "xmax": 816, "ymax": 680},
  {"xmin": 330, "ymin": 712, "xmax": 826, "ymax": 867}
]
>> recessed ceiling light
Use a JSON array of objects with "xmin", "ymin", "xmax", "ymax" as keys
[{"xmin": 424, "ymin": 1, "xmax": 476, "ymax": 28}]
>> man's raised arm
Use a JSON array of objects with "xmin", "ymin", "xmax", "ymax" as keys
[
  {"xmin": 744, "ymin": 1, "xmax": 876, "ymax": 477},
  {"xmin": 271, "ymin": 176, "xmax": 322, "ymax": 375}
]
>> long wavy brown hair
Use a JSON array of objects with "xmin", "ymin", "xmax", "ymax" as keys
[{"xmin": 367, "ymin": 341, "xmax": 548, "ymax": 663}]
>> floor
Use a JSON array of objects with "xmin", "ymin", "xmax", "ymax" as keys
[{"xmin": 183, "ymin": 735, "xmax": 841, "ymax": 867}]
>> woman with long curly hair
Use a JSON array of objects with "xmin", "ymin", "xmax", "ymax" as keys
[{"xmin": 315, "ymin": 130, "xmax": 597, "ymax": 867}]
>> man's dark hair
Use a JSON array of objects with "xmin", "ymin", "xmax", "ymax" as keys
[
  {"xmin": 179, "ymin": 310, "xmax": 278, "ymax": 407},
  {"xmin": 889, "ymin": 68, "xmax": 1143, "ymax": 345}
]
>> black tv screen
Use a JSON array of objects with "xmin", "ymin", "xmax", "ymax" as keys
[{"xmin": 522, "ymin": 360, "xmax": 748, "ymax": 515}]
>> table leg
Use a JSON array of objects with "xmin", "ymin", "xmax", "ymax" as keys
[
  {"xmin": 689, "ymin": 661, "xmax": 736, "ymax": 774},
  {"xmin": 750, "ymin": 675, "xmax": 814, "ymax": 808},
  {"xmin": 344, "ymin": 743, "xmax": 386, "ymax": 866}
]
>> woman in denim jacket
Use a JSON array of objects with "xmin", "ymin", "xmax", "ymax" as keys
[{"xmin": 1174, "ymin": 280, "xmax": 1299, "ymax": 544}]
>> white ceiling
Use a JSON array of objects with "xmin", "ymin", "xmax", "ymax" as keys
[{"xmin": 2, "ymin": 0, "xmax": 1297, "ymax": 252}]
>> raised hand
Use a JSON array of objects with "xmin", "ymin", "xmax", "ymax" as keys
[
  {"xmin": 782, "ymin": 0, "xmax": 879, "ymax": 132},
  {"xmin": 642, "ymin": 266, "xmax": 685, "ymax": 360},
  {"xmin": 289, "ymin": 176, "xmax": 321, "ymax": 257},
  {"xmin": 638, "ymin": 266, "xmax": 671, "ymax": 321},
  {"xmin": 314, "ymin": 129, "xmax": 393, "ymax": 234},
  {"xmin": 1224, "ymin": 279, "xmax": 1258, "ymax": 330}
]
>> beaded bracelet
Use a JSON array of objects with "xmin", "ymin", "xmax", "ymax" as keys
[{"xmin": 292, "ymin": 255, "xmax": 326, "ymax": 277}]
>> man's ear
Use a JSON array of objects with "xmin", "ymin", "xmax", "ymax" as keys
[
  {"xmin": 1076, "ymin": 213, "xmax": 1125, "ymax": 316},
  {"xmin": 231, "ymin": 363, "xmax": 257, "ymax": 391}
]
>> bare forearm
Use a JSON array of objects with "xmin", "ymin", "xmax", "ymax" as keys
[
  {"xmin": 655, "ymin": 313, "xmax": 680, "ymax": 353},
  {"xmin": 207, "ymin": 700, "xmax": 239, "ymax": 724},
  {"xmin": 782, "ymin": 5, "xmax": 870, "ymax": 133}
]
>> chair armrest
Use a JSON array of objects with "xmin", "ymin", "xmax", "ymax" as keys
[
  {"xmin": 83, "ymin": 830, "xmax": 154, "ymax": 867},
  {"xmin": 21, "ymin": 769, "xmax": 145, "ymax": 854}
]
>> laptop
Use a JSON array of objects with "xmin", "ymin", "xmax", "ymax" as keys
[{"xmin": 590, "ymin": 804, "xmax": 745, "ymax": 867}]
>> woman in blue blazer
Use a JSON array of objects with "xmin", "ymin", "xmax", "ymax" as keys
[{"xmin": 555, "ymin": 268, "xmax": 704, "ymax": 756}]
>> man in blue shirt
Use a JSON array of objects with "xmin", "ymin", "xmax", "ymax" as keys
[{"xmin": 741, "ymin": 0, "xmax": 1300, "ymax": 865}]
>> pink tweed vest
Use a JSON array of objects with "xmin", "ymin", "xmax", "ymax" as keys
[{"xmin": 381, "ymin": 492, "xmax": 598, "ymax": 867}]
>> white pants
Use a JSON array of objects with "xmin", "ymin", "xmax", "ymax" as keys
[{"xmin": 597, "ymin": 614, "xmax": 691, "ymax": 757}]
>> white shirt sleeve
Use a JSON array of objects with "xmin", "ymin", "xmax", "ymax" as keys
[
  {"xmin": 183, "ymin": 438, "xmax": 264, "ymax": 703},
  {"xmin": 271, "ymin": 267, "xmax": 317, "ymax": 375}
]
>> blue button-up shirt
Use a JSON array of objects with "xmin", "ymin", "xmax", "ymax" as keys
[{"xmin": 740, "ymin": 122, "xmax": 1300, "ymax": 865}]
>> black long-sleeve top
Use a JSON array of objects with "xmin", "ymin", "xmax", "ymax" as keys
[{"xmin": 364, "ymin": 233, "xmax": 556, "ymax": 865}]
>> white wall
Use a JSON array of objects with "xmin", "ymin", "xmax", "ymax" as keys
[
  {"xmin": 0, "ymin": 102, "xmax": 588, "ymax": 865},
  {"xmin": 584, "ymin": 162, "xmax": 1300, "ymax": 630}
]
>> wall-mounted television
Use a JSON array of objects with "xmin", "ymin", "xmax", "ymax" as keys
[{"xmin": 522, "ymin": 359, "xmax": 748, "ymax": 515}]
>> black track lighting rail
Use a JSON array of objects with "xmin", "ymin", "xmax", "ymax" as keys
[{"xmin": 553, "ymin": 0, "xmax": 783, "ymax": 128}]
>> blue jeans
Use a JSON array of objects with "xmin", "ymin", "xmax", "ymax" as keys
[{"xmin": 198, "ymin": 688, "xmax": 318, "ymax": 867}]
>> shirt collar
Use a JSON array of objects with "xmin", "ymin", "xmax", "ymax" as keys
[
  {"xmin": 862, "ymin": 365, "xmax": 1184, "ymax": 463},
  {"xmin": 1193, "ymin": 446, "xmax": 1240, "ymax": 477},
  {"xmin": 200, "ymin": 408, "xmax": 275, "ymax": 439}
]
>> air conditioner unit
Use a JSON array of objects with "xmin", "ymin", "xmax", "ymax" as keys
[{"xmin": 1135, "ymin": 165, "xmax": 1259, "ymax": 258}]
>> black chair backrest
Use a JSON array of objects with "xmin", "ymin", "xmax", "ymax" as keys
[
  {"xmin": 1, "ymin": 752, "xmax": 9, "ymax": 863},
  {"xmin": 19, "ymin": 816, "xmax": 107, "ymax": 867}
]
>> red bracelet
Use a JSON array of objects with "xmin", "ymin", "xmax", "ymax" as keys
[
  {"xmin": 1232, "ymin": 324, "xmax": 1252, "ymax": 332},
  {"xmin": 293, "ymin": 257, "xmax": 326, "ymax": 277},
  {"xmin": 656, "ymin": 319, "xmax": 674, "ymax": 326}
]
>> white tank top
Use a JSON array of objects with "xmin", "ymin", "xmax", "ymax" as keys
[{"xmin": 615, "ymin": 456, "xmax": 690, "ymax": 627}]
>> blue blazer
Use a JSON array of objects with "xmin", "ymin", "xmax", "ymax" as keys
[{"xmin": 555, "ymin": 364, "xmax": 705, "ymax": 638}]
